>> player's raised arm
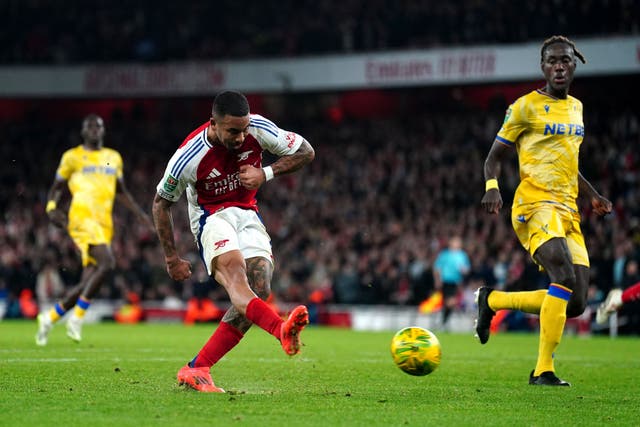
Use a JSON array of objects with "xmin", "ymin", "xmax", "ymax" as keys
[
  {"xmin": 239, "ymin": 138, "xmax": 314, "ymax": 190},
  {"xmin": 270, "ymin": 139, "xmax": 315, "ymax": 175}
]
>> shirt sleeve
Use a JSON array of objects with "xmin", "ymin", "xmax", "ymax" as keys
[
  {"xmin": 496, "ymin": 96, "xmax": 528, "ymax": 146},
  {"xmin": 248, "ymin": 114, "xmax": 304, "ymax": 156},
  {"xmin": 155, "ymin": 148, "xmax": 190, "ymax": 202},
  {"xmin": 55, "ymin": 149, "xmax": 75, "ymax": 181},
  {"xmin": 113, "ymin": 150, "xmax": 124, "ymax": 180}
]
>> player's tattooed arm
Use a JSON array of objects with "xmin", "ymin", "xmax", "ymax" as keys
[
  {"xmin": 270, "ymin": 139, "xmax": 315, "ymax": 177},
  {"xmin": 152, "ymin": 194, "xmax": 192, "ymax": 280},
  {"xmin": 151, "ymin": 194, "xmax": 178, "ymax": 258}
]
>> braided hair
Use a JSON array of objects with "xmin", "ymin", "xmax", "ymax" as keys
[{"xmin": 540, "ymin": 35, "xmax": 586, "ymax": 64}]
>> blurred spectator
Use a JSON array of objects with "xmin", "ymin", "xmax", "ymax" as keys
[{"xmin": 0, "ymin": 79, "xmax": 638, "ymax": 339}]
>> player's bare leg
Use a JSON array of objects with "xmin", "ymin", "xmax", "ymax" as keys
[
  {"xmin": 67, "ymin": 245, "xmax": 115, "ymax": 342},
  {"xmin": 221, "ymin": 256, "xmax": 274, "ymax": 332},
  {"xmin": 179, "ymin": 257, "xmax": 277, "ymax": 391},
  {"xmin": 566, "ymin": 265, "xmax": 589, "ymax": 318},
  {"xmin": 530, "ymin": 238, "xmax": 573, "ymax": 385}
]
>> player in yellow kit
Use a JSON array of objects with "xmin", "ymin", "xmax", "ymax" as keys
[
  {"xmin": 36, "ymin": 114, "xmax": 153, "ymax": 346},
  {"xmin": 474, "ymin": 36, "xmax": 612, "ymax": 386}
]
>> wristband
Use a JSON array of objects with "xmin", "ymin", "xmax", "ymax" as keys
[
  {"xmin": 45, "ymin": 200, "xmax": 57, "ymax": 213},
  {"xmin": 485, "ymin": 179, "xmax": 499, "ymax": 192},
  {"xmin": 262, "ymin": 166, "xmax": 274, "ymax": 181}
]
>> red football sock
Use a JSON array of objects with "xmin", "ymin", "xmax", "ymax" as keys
[
  {"xmin": 245, "ymin": 297, "xmax": 283, "ymax": 339},
  {"xmin": 622, "ymin": 282, "xmax": 640, "ymax": 304},
  {"xmin": 193, "ymin": 321, "xmax": 244, "ymax": 368}
]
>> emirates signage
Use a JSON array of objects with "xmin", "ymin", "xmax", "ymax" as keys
[{"xmin": 0, "ymin": 36, "xmax": 637, "ymax": 96}]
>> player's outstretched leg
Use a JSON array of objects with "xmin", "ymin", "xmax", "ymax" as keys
[
  {"xmin": 529, "ymin": 370, "xmax": 570, "ymax": 386},
  {"xmin": 177, "ymin": 364, "xmax": 225, "ymax": 393},
  {"xmin": 280, "ymin": 305, "xmax": 309, "ymax": 356},
  {"xmin": 66, "ymin": 315, "xmax": 83, "ymax": 343},
  {"xmin": 474, "ymin": 287, "xmax": 495, "ymax": 344},
  {"xmin": 35, "ymin": 313, "xmax": 53, "ymax": 346},
  {"xmin": 596, "ymin": 289, "xmax": 622, "ymax": 325}
]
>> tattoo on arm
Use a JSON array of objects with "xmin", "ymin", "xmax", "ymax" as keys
[
  {"xmin": 152, "ymin": 195, "xmax": 178, "ymax": 258},
  {"xmin": 271, "ymin": 140, "xmax": 315, "ymax": 177}
]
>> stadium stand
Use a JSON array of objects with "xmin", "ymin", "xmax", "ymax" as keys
[{"xmin": 0, "ymin": 0, "xmax": 638, "ymax": 64}]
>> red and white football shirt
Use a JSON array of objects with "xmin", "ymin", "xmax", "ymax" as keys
[{"xmin": 156, "ymin": 114, "xmax": 304, "ymax": 237}]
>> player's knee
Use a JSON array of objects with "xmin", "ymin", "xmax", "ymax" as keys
[
  {"xmin": 549, "ymin": 265, "xmax": 576, "ymax": 290},
  {"xmin": 566, "ymin": 296, "xmax": 586, "ymax": 318},
  {"xmin": 554, "ymin": 277, "xmax": 576, "ymax": 294},
  {"xmin": 96, "ymin": 255, "xmax": 116, "ymax": 273},
  {"xmin": 566, "ymin": 284, "xmax": 588, "ymax": 318}
]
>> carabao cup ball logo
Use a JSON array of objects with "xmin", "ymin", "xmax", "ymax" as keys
[{"xmin": 390, "ymin": 327, "xmax": 441, "ymax": 376}]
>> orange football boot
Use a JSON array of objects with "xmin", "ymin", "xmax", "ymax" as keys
[
  {"xmin": 280, "ymin": 305, "xmax": 309, "ymax": 356},
  {"xmin": 177, "ymin": 365, "xmax": 225, "ymax": 393}
]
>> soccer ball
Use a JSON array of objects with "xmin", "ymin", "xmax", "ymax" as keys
[{"xmin": 390, "ymin": 327, "xmax": 441, "ymax": 376}]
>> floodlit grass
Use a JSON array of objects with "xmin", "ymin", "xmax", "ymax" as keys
[{"xmin": 1, "ymin": 320, "xmax": 639, "ymax": 426}]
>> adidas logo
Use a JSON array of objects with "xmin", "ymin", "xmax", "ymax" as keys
[{"xmin": 208, "ymin": 168, "xmax": 221, "ymax": 179}]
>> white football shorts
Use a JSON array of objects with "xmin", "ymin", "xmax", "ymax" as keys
[{"xmin": 199, "ymin": 206, "xmax": 273, "ymax": 275}]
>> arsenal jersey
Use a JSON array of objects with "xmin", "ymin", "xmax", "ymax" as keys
[{"xmin": 156, "ymin": 114, "xmax": 304, "ymax": 237}]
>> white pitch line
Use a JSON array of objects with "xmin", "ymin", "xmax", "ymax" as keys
[
  {"xmin": 4, "ymin": 358, "xmax": 79, "ymax": 363},
  {"xmin": 2, "ymin": 357, "xmax": 189, "ymax": 363}
]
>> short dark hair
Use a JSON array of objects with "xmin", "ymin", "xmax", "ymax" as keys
[
  {"xmin": 82, "ymin": 113, "xmax": 103, "ymax": 126},
  {"xmin": 212, "ymin": 90, "xmax": 250, "ymax": 117},
  {"xmin": 540, "ymin": 35, "xmax": 586, "ymax": 64}
]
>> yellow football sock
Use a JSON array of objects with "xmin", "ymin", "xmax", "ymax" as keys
[
  {"xmin": 534, "ymin": 284, "xmax": 572, "ymax": 376},
  {"xmin": 488, "ymin": 289, "xmax": 546, "ymax": 314},
  {"xmin": 48, "ymin": 303, "xmax": 66, "ymax": 323},
  {"xmin": 73, "ymin": 297, "xmax": 91, "ymax": 319}
]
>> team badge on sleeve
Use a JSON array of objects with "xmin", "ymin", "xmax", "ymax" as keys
[
  {"xmin": 503, "ymin": 107, "xmax": 512, "ymax": 124},
  {"xmin": 164, "ymin": 175, "xmax": 178, "ymax": 192}
]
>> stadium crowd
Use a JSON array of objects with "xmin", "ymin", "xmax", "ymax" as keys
[
  {"xmin": 1, "ymin": 79, "xmax": 639, "ymax": 334},
  {"xmin": 1, "ymin": 0, "xmax": 639, "ymax": 333},
  {"xmin": 1, "ymin": 0, "xmax": 638, "ymax": 64}
]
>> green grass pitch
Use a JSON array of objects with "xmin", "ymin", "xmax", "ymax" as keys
[{"xmin": 1, "ymin": 320, "xmax": 639, "ymax": 426}]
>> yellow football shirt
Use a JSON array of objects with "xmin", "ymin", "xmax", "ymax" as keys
[
  {"xmin": 56, "ymin": 144, "xmax": 122, "ymax": 241},
  {"xmin": 496, "ymin": 89, "xmax": 584, "ymax": 212}
]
